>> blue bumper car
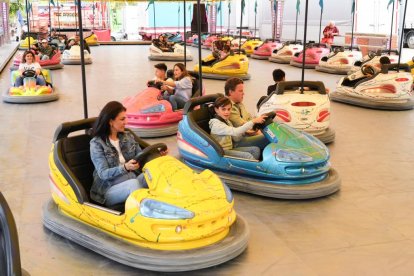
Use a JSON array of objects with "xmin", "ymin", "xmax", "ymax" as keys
[{"xmin": 177, "ymin": 94, "xmax": 341, "ymax": 199}]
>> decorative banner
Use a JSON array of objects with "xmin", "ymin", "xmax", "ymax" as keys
[{"xmin": 146, "ymin": 0, "xmax": 155, "ymax": 11}]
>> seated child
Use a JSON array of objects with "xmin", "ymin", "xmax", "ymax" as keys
[
  {"xmin": 267, "ymin": 69, "xmax": 285, "ymax": 96},
  {"xmin": 209, "ymin": 96, "xmax": 267, "ymax": 160}
]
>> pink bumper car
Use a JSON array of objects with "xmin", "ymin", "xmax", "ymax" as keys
[
  {"xmin": 123, "ymin": 87, "xmax": 182, "ymax": 138},
  {"xmin": 12, "ymin": 49, "xmax": 63, "ymax": 70},
  {"xmin": 123, "ymin": 74, "xmax": 203, "ymax": 138},
  {"xmin": 202, "ymin": 35, "xmax": 219, "ymax": 49},
  {"xmin": 250, "ymin": 40, "xmax": 282, "ymax": 60},
  {"xmin": 290, "ymin": 43, "xmax": 330, "ymax": 69}
]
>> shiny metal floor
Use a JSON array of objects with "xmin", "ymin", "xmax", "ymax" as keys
[{"xmin": 1, "ymin": 46, "xmax": 414, "ymax": 275}]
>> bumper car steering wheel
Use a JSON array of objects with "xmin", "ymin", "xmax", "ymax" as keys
[
  {"xmin": 22, "ymin": 70, "xmax": 36, "ymax": 78},
  {"xmin": 134, "ymin": 143, "xmax": 168, "ymax": 168},
  {"xmin": 361, "ymin": 64, "xmax": 376, "ymax": 76},
  {"xmin": 253, "ymin": 112, "xmax": 276, "ymax": 131}
]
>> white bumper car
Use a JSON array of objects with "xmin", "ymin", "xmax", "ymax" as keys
[
  {"xmin": 331, "ymin": 64, "xmax": 414, "ymax": 110},
  {"xmin": 268, "ymin": 41, "xmax": 303, "ymax": 64},
  {"xmin": 148, "ymin": 43, "xmax": 193, "ymax": 61},
  {"xmin": 257, "ymin": 81, "xmax": 335, "ymax": 144},
  {"xmin": 315, "ymin": 46, "xmax": 363, "ymax": 75},
  {"xmin": 62, "ymin": 45, "xmax": 92, "ymax": 65}
]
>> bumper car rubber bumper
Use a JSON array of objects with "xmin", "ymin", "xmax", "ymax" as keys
[
  {"xmin": 313, "ymin": 127, "xmax": 335, "ymax": 144},
  {"xmin": 127, "ymin": 124, "xmax": 178, "ymax": 138},
  {"xmin": 42, "ymin": 199, "xmax": 249, "ymax": 272},
  {"xmin": 2, "ymin": 89, "xmax": 59, "ymax": 104},
  {"xmin": 330, "ymin": 91, "xmax": 414, "ymax": 111},
  {"xmin": 290, "ymin": 60, "xmax": 317, "ymax": 69},
  {"xmin": 62, "ymin": 58, "xmax": 93, "ymax": 65},
  {"xmin": 185, "ymin": 162, "xmax": 341, "ymax": 199},
  {"xmin": 315, "ymin": 65, "xmax": 350, "ymax": 75},
  {"xmin": 250, "ymin": 54, "xmax": 270, "ymax": 60},
  {"xmin": 201, "ymin": 73, "xmax": 251, "ymax": 81},
  {"xmin": 268, "ymin": 56, "xmax": 291, "ymax": 64},
  {"xmin": 148, "ymin": 55, "xmax": 193, "ymax": 61}
]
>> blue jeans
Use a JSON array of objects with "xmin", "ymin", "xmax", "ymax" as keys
[
  {"xmin": 225, "ymin": 146, "xmax": 261, "ymax": 160},
  {"xmin": 235, "ymin": 133, "xmax": 269, "ymax": 150},
  {"xmin": 15, "ymin": 76, "xmax": 46, "ymax": 87},
  {"xmin": 169, "ymin": 95, "xmax": 187, "ymax": 110},
  {"xmin": 104, "ymin": 173, "xmax": 147, "ymax": 207}
]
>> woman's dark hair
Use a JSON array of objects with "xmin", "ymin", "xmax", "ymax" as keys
[
  {"xmin": 173, "ymin": 63, "xmax": 190, "ymax": 80},
  {"xmin": 213, "ymin": 96, "xmax": 232, "ymax": 109},
  {"xmin": 92, "ymin": 101, "xmax": 126, "ymax": 140},
  {"xmin": 22, "ymin": 50, "xmax": 35, "ymax": 63}
]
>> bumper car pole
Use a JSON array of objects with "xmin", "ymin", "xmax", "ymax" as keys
[
  {"xmin": 238, "ymin": 0, "xmax": 244, "ymax": 54},
  {"xmin": 388, "ymin": 1, "xmax": 395, "ymax": 55},
  {"xmin": 196, "ymin": 0, "xmax": 203, "ymax": 91},
  {"xmin": 351, "ymin": 0, "xmax": 355, "ymax": 49},
  {"xmin": 184, "ymin": 0, "xmax": 187, "ymax": 67},
  {"xmin": 318, "ymin": 3, "xmax": 322, "ymax": 44},
  {"xmin": 300, "ymin": 0, "xmax": 310, "ymax": 93},
  {"xmin": 25, "ymin": 0, "xmax": 31, "ymax": 49},
  {"xmin": 397, "ymin": 0, "xmax": 408, "ymax": 71},
  {"xmin": 77, "ymin": 0, "xmax": 89, "ymax": 118}
]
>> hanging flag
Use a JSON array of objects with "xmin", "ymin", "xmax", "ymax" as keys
[
  {"xmin": 351, "ymin": 0, "xmax": 355, "ymax": 14},
  {"xmin": 254, "ymin": 0, "xmax": 258, "ymax": 14},
  {"xmin": 319, "ymin": 0, "xmax": 323, "ymax": 12},
  {"xmin": 296, "ymin": 0, "xmax": 300, "ymax": 15},
  {"xmin": 146, "ymin": 0, "xmax": 155, "ymax": 11},
  {"xmin": 241, "ymin": 0, "xmax": 246, "ymax": 14},
  {"xmin": 218, "ymin": 1, "xmax": 222, "ymax": 13},
  {"xmin": 273, "ymin": 0, "xmax": 277, "ymax": 11},
  {"xmin": 387, "ymin": 0, "xmax": 394, "ymax": 10},
  {"xmin": 228, "ymin": 1, "xmax": 231, "ymax": 14},
  {"xmin": 50, "ymin": 0, "xmax": 56, "ymax": 7}
]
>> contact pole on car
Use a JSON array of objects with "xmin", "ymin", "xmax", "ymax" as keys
[
  {"xmin": 300, "ymin": 0, "xmax": 309, "ymax": 92},
  {"xmin": 196, "ymin": 0, "xmax": 203, "ymax": 91},
  {"xmin": 239, "ymin": 0, "xmax": 245, "ymax": 54},
  {"xmin": 184, "ymin": 0, "xmax": 187, "ymax": 66},
  {"xmin": 25, "ymin": 0, "xmax": 30, "ymax": 48},
  {"xmin": 397, "ymin": 0, "xmax": 408, "ymax": 71},
  {"xmin": 76, "ymin": 0, "xmax": 88, "ymax": 118}
]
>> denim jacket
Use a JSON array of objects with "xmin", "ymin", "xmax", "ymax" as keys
[{"xmin": 89, "ymin": 131, "xmax": 142, "ymax": 204}]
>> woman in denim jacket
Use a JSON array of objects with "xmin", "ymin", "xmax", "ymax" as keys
[{"xmin": 90, "ymin": 101, "xmax": 147, "ymax": 207}]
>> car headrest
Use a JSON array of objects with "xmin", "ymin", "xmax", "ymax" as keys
[
  {"xmin": 275, "ymin": 81, "xmax": 327, "ymax": 95},
  {"xmin": 183, "ymin": 93, "xmax": 223, "ymax": 114},
  {"xmin": 381, "ymin": 63, "xmax": 411, "ymax": 73},
  {"xmin": 53, "ymin": 118, "xmax": 96, "ymax": 142}
]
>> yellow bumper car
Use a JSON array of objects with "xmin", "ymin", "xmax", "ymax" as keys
[
  {"xmin": 19, "ymin": 37, "xmax": 37, "ymax": 50},
  {"xmin": 43, "ymin": 118, "xmax": 249, "ymax": 272},
  {"xmin": 85, "ymin": 32, "xmax": 100, "ymax": 46},
  {"xmin": 3, "ymin": 69, "xmax": 58, "ymax": 103},
  {"xmin": 240, "ymin": 37, "xmax": 264, "ymax": 56},
  {"xmin": 194, "ymin": 51, "xmax": 251, "ymax": 80}
]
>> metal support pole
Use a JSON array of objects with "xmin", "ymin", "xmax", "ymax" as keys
[
  {"xmin": 351, "ymin": 8, "xmax": 355, "ymax": 49},
  {"xmin": 300, "ymin": 0, "xmax": 309, "ymax": 93},
  {"xmin": 197, "ymin": 0, "xmax": 203, "ymax": 92},
  {"xmin": 184, "ymin": 0, "xmax": 187, "ymax": 66},
  {"xmin": 49, "ymin": 0, "xmax": 52, "ymax": 35},
  {"xmin": 389, "ymin": 1, "xmax": 395, "ymax": 54},
  {"xmin": 294, "ymin": 10, "xmax": 298, "ymax": 42},
  {"xmin": 25, "ymin": 0, "xmax": 30, "ymax": 48},
  {"xmin": 153, "ymin": 3, "xmax": 157, "ymax": 37},
  {"xmin": 318, "ymin": 8, "xmax": 322, "ymax": 44},
  {"xmin": 397, "ymin": 0, "xmax": 408, "ymax": 71},
  {"xmin": 238, "ymin": 4, "xmax": 243, "ymax": 53},
  {"xmin": 77, "ymin": 0, "xmax": 88, "ymax": 119}
]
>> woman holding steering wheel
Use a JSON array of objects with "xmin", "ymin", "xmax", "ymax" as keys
[
  {"xmin": 90, "ymin": 101, "xmax": 167, "ymax": 208},
  {"xmin": 15, "ymin": 50, "xmax": 46, "ymax": 87}
]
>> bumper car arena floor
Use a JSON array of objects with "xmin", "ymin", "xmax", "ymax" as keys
[{"xmin": 1, "ymin": 45, "xmax": 414, "ymax": 275}]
